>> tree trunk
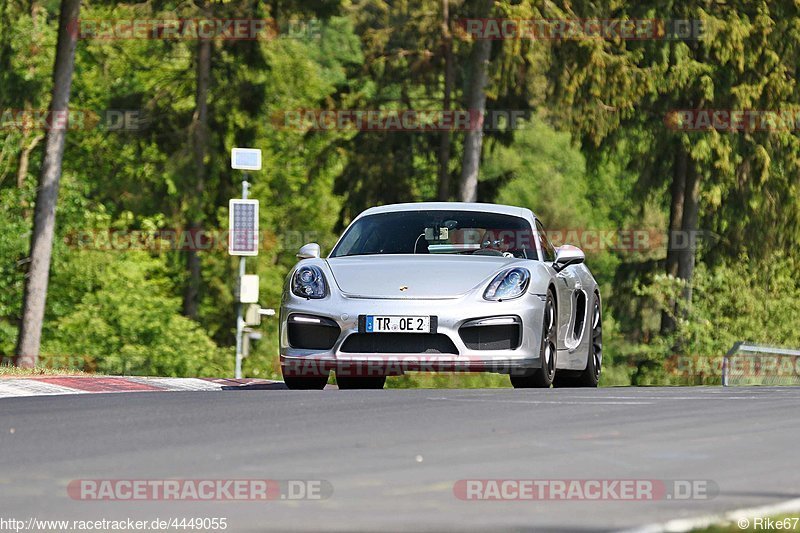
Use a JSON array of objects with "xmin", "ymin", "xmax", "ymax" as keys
[
  {"xmin": 436, "ymin": 0, "xmax": 454, "ymax": 201},
  {"xmin": 15, "ymin": 0, "xmax": 81, "ymax": 368},
  {"xmin": 182, "ymin": 32, "xmax": 211, "ymax": 320},
  {"xmin": 676, "ymin": 159, "xmax": 700, "ymax": 317},
  {"xmin": 458, "ymin": 0, "xmax": 493, "ymax": 203},
  {"xmin": 660, "ymin": 144, "xmax": 687, "ymax": 334},
  {"xmin": 17, "ymin": 133, "xmax": 45, "ymax": 188}
]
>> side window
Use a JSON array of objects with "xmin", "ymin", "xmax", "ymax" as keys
[{"xmin": 536, "ymin": 221, "xmax": 556, "ymax": 262}]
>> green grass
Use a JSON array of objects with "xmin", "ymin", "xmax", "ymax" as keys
[
  {"xmin": 386, "ymin": 372, "xmax": 512, "ymax": 389},
  {"xmin": 383, "ymin": 364, "xmax": 635, "ymax": 389},
  {"xmin": 0, "ymin": 365, "xmax": 90, "ymax": 377},
  {"xmin": 692, "ymin": 514, "xmax": 800, "ymax": 532}
]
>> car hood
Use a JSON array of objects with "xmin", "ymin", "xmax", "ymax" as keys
[{"xmin": 326, "ymin": 255, "xmax": 523, "ymax": 299}]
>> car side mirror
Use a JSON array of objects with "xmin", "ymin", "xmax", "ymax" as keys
[
  {"xmin": 553, "ymin": 245, "xmax": 585, "ymax": 271},
  {"xmin": 297, "ymin": 243, "xmax": 321, "ymax": 260}
]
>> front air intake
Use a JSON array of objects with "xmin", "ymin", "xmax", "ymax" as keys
[
  {"xmin": 287, "ymin": 314, "xmax": 340, "ymax": 350},
  {"xmin": 459, "ymin": 316, "xmax": 521, "ymax": 351},
  {"xmin": 340, "ymin": 333, "xmax": 459, "ymax": 354}
]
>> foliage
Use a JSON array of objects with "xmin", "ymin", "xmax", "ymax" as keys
[
  {"xmin": 487, "ymin": 116, "xmax": 647, "ymax": 288},
  {"xmin": 630, "ymin": 255, "xmax": 800, "ymax": 385},
  {"xmin": 42, "ymin": 250, "xmax": 229, "ymax": 377}
]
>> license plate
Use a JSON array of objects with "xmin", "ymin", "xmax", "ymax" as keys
[{"xmin": 366, "ymin": 315, "xmax": 431, "ymax": 333}]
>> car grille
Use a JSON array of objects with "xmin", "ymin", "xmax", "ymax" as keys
[
  {"xmin": 459, "ymin": 324, "xmax": 521, "ymax": 351},
  {"xmin": 340, "ymin": 333, "xmax": 459, "ymax": 354}
]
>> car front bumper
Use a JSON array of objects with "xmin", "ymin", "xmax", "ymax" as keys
[{"xmin": 280, "ymin": 290, "xmax": 546, "ymax": 377}]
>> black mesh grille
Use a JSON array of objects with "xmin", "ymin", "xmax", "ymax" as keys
[
  {"xmin": 288, "ymin": 317, "xmax": 340, "ymax": 350},
  {"xmin": 341, "ymin": 333, "xmax": 458, "ymax": 354},
  {"xmin": 459, "ymin": 324, "xmax": 520, "ymax": 351}
]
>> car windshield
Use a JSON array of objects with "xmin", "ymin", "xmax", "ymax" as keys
[{"xmin": 330, "ymin": 210, "xmax": 537, "ymax": 259}]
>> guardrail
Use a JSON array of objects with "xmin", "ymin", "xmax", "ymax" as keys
[{"xmin": 723, "ymin": 342, "xmax": 800, "ymax": 386}]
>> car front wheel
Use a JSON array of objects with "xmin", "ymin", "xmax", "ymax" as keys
[{"xmin": 511, "ymin": 289, "xmax": 557, "ymax": 389}]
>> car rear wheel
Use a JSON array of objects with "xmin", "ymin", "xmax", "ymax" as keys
[
  {"xmin": 577, "ymin": 296, "xmax": 602, "ymax": 387},
  {"xmin": 511, "ymin": 289, "xmax": 557, "ymax": 389},
  {"xmin": 336, "ymin": 376, "xmax": 386, "ymax": 389},
  {"xmin": 283, "ymin": 375, "xmax": 329, "ymax": 390}
]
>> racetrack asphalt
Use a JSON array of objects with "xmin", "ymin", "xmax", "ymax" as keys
[{"xmin": 1, "ymin": 386, "xmax": 798, "ymax": 532}]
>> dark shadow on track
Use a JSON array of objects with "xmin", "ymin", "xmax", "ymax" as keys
[{"xmin": 220, "ymin": 382, "xmax": 288, "ymax": 390}]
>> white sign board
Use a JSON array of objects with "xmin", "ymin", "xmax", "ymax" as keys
[
  {"xmin": 231, "ymin": 148, "xmax": 262, "ymax": 171},
  {"xmin": 229, "ymin": 199, "xmax": 259, "ymax": 256},
  {"xmin": 239, "ymin": 275, "xmax": 260, "ymax": 303}
]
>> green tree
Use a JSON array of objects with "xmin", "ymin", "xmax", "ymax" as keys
[
  {"xmin": 15, "ymin": 0, "xmax": 81, "ymax": 367},
  {"xmin": 547, "ymin": 0, "xmax": 800, "ymax": 341}
]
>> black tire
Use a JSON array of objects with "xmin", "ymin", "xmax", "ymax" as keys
[
  {"xmin": 283, "ymin": 375, "xmax": 329, "ymax": 390},
  {"xmin": 577, "ymin": 295, "xmax": 602, "ymax": 387},
  {"xmin": 553, "ymin": 294, "xmax": 602, "ymax": 388},
  {"xmin": 511, "ymin": 289, "xmax": 557, "ymax": 389},
  {"xmin": 336, "ymin": 376, "xmax": 386, "ymax": 389}
]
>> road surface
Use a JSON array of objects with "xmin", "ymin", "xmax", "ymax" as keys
[{"xmin": 1, "ymin": 387, "xmax": 799, "ymax": 532}]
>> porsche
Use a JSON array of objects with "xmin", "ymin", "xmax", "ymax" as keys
[{"xmin": 279, "ymin": 202, "xmax": 602, "ymax": 389}]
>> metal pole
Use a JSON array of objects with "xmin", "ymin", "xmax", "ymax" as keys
[
  {"xmin": 234, "ymin": 176, "xmax": 250, "ymax": 379},
  {"xmin": 722, "ymin": 342, "xmax": 741, "ymax": 388},
  {"xmin": 721, "ymin": 355, "xmax": 728, "ymax": 387}
]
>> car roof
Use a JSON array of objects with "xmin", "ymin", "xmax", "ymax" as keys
[{"xmin": 357, "ymin": 202, "xmax": 536, "ymax": 221}]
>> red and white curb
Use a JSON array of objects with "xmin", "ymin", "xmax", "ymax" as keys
[{"xmin": 0, "ymin": 377, "xmax": 285, "ymax": 399}]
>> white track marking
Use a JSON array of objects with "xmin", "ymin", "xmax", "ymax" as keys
[
  {"xmin": 128, "ymin": 377, "xmax": 225, "ymax": 391},
  {"xmin": 619, "ymin": 497, "xmax": 800, "ymax": 533},
  {"xmin": 553, "ymin": 395, "xmax": 794, "ymax": 400},
  {"xmin": 0, "ymin": 377, "xmax": 283, "ymax": 399},
  {"xmin": 0, "ymin": 380, "xmax": 86, "ymax": 399}
]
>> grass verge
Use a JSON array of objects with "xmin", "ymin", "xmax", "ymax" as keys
[
  {"xmin": 692, "ymin": 514, "xmax": 800, "ymax": 532},
  {"xmin": 0, "ymin": 366, "xmax": 90, "ymax": 378}
]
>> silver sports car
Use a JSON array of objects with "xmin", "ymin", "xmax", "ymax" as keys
[{"xmin": 279, "ymin": 202, "xmax": 602, "ymax": 390}]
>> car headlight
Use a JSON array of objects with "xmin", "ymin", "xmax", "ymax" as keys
[
  {"xmin": 484, "ymin": 268, "xmax": 530, "ymax": 301},
  {"xmin": 292, "ymin": 265, "xmax": 328, "ymax": 299}
]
